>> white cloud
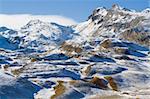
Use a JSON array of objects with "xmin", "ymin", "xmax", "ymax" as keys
[{"xmin": 0, "ymin": 14, "xmax": 77, "ymax": 29}]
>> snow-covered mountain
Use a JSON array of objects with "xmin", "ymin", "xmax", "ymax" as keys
[
  {"xmin": 74, "ymin": 4, "xmax": 150, "ymax": 46},
  {"xmin": 0, "ymin": 4, "xmax": 150, "ymax": 99},
  {"xmin": 0, "ymin": 5, "xmax": 149, "ymax": 51},
  {"xmin": 0, "ymin": 20, "xmax": 76, "ymax": 51},
  {"xmin": 0, "ymin": 27, "xmax": 19, "ymax": 50},
  {"xmin": 18, "ymin": 19, "xmax": 75, "ymax": 51}
]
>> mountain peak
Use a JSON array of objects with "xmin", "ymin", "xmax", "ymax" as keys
[
  {"xmin": 0, "ymin": 26, "xmax": 10, "ymax": 32},
  {"xmin": 112, "ymin": 4, "xmax": 121, "ymax": 10},
  {"xmin": 142, "ymin": 8, "xmax": 150, "ymax": 13},
  {"xmin": 88, "ymin": 6, "xmax": 108, "ymax": 21},
  {"xmin": 95, "ymin": 7, "xmax": 106, "ymax": 11},
  {"xmin": 21, "ymin": 19, "xmax": 48, "ymax": 30},
  {"xmin": 27, "ymin": 19, "xmax": 43, "ymax": 25}
]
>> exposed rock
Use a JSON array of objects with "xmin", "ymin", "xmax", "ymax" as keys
[
  {"xmin": 51, "ymin": 81, "xmax": 66, "ymax": 99},
  {"xmin": 100, "ymin": 39, "xmax": 113, "ymax": 49},
  {"xmin": 90, "ymin": 77, "xmax": 108, "ymax": 89},
  {"xmin": 119, "ymin": 29, "xmax": 150, "ymax": 46},
  {"xmin": 11, "ymin": 67, "xmax": 25, "ymax": 77},
  {"xmin": 61, "ymin": 42, "xmax": 83, "ymax": 55},
  {"xmin": 82, "ymin": 64, "xmax": 95, "ymax": 76},
  {"xmin": 104, "ymin": 76, "xmax": 118, "ymax": 91},
  {"xmin": 31, "ymin": 58, "xmax": 37, "ymax": 62},
  {"xmin": 43, "ymin": 53, "xmax": 70, "ymax": 61},
  {"xmin": 87, "ymin": 54, "xmax": 115, "ymax": 63},
  {"xmin": 114, "ymin": 55, "xmax": 135, "ymax": 60},
  {"xmin": 113, "ymin": 47, "xmax": 128, "ymax": 54}
]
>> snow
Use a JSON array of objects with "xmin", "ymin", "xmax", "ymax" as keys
[
  {"xmin": 86, "ymin": 55, "xmax": 116, "ymax": 63},
  {"xmin": 0, "ymin": 14, "xmax": 77, "ymax": 29},
  {"xmin": 0, "ymin": 35, "xmax": 18, "ymax": 50},
  {"xmin": 0, "ymin": 5, "xmax": 150, "ymax": 99},
  {"xmin": 34, "ymin": 88, "xmax": 55, "ymax": 99},
  {"xmin": 43, "ymin": 53, "xmax": 70, "ymax": 61},
  {"xmin": 0, "ymin": 71, "xmax": 41, "ymax": 99}
]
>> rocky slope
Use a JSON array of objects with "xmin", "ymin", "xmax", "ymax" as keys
[
  {"xmin": 0, "ymin": 4, "xmax": 150, "ymax": 99},
  {"xmin": 74, "ymin": 4, "xmax": 150, "ymax": 46}
]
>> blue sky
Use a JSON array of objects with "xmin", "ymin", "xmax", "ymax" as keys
[{"xmin": 0, "ymin": 0, "xmax": 150, "ymax": 22}]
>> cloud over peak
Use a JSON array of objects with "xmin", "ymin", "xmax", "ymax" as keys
[{"xmin": 0, "ymin": 14, "xmax": 77, "ymax": 29}]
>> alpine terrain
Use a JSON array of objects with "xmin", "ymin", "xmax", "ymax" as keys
[{"xmin": 0, "ymin": 4, "xmax": 150, "ymax": 99}]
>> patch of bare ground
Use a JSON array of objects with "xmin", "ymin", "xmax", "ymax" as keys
[
  {"xmin": 88, "ymin": 95, "xmax": 124, "ymax": 99},
  {"xmin": 90, "ymin": 77, "xmax": 108, "ymax": 89},
  {"xmin": 51, "ymin": 81, "xmax": 66, "ymax": 99},
  {"xmin": 104, "ymin": 76, "xmax": 118, "ymax": 91}
]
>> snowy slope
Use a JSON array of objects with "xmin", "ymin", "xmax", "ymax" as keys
[
  {"xmin": 0, "ymin": 20, "xmax": 76, "ymax": 51},
  {"xmin": 0, "ymin": 71, "xmax": 41, "ymax": 99},
  {"xmin": 0, "ymin": 35, "xmax": 19, "ymax": 50},
  {"xmin": 18, "ymin": 20, "xmax": 75, "ymax": 51},
  {"xmin": 74, "ymin": 4, "xmax": 150, "ymax": 46},
  {"xmin": 0, "ymin": 4, "xmax": 149, "ymax": 99}
]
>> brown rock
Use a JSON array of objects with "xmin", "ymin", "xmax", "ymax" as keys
[
  {"xmin": 100, "ymin": 39, "xmax": 113, "ymax": 49},
  {"xmin": 31, "ymin": 58, "xmax": 37, "ymax": 62},
  {"xmin": 51, "ymin": 81, "xmax": 66, "ymax": 99},
  {"xmin": 61, "ymin": 42, "xmax": 83, "ymax": 54},
  {"xmin": 114, "ymin": 47, "xmax": 128, "ymax": 54},
  {"xmin": 104, "ymin": 76, "xmax": 118, "ymax": 91},
  {"xmin": 90, "ymin": 77, "xmax": 107, "ymax": 89}
]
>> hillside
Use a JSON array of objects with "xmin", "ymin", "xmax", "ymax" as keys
[{"xmin": 0, "ymin": 4, "xmax": 150, "ymax": 99}]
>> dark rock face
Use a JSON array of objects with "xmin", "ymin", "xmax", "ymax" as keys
[
  {"xmin": 99, "ymin": 67, "xmax": 128, "ymax": 75},
  {"xmin": 87, "ymin": 55, "xmax": 115, "ymax": 63},
  {"xmin": 114, "ymin": 55, "xmax": 135, "ymax": 61},
  {"xmin": 43, "ymin": 53, "xmax": 70, "ymax": 61},
  {"xmin": 35, "ymin": 69, "xmax": 81, "ymax": 80}
]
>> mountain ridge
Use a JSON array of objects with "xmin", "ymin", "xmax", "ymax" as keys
[{"xmin": 0, "ymin": 5, "xmax": 150, "ymax": 99}]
